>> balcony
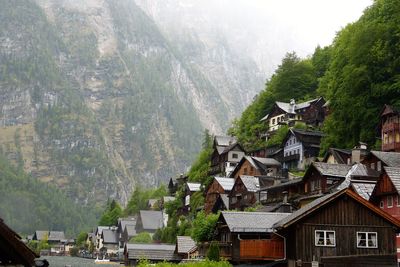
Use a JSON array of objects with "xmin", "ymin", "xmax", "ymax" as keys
[
  {"xmin": 282, "ymin": 154, "xmax": 300, "ymax": 162},
  {"xmin": 382, "ymin": 122, "xmax": 400, "ymax": 133},
  {"xmin": 240, "ymin": 239, "xmax": 284, "ymax": 260},
  {"xmin": 382, "ymin": 142, "xmax": 400, "ymax": 152}
]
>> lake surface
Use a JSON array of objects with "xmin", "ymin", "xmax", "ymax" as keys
[{"xmin": 41, "ymin": 256, "xmax": 123, "ymax": 267}]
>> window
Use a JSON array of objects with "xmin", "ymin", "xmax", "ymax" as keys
[
  {"xmin": 232, "ymin": 153, "xmax": 238, "ymax": 159},
  {"xmin": 272, "ymin": 118, "xmax": 275, "ymax": 125},
  {"xmin": 377, "ymin": 161, "xmax": 382, "ymax": 171},
  {"xmin": 357, "ymin": 232, "xmax": 377, "ymax": 248},
  {"xmin": 380, "ymin": 200, "xmax": 384, "ymax": 209},
  {"xmin": 387, "ymin": 196, "xmax": 393, "ymax": 208},
  {"xmin": 315, "ymin": 230, "xmax": 335, "ymax": 247},
  {"xmin": 371, "ymin": 163, "xmax": 375, "ymax": 170}
]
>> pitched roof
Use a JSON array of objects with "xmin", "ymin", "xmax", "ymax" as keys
[
  {"xmin": 125, "ymin": 243, "xmax": 178, "ymax": 261},
  {"xmin": 260, "ymin": 178, "xmax": 303, "ymax": 191},
  {"xmin": 351, "ymin": 181, "xmax": 376, "ymax": 201},
  {"xmin": 252, "ymin": 156, "xmax": 281, "ymax": 167},
  {"xmin": 312, "ymin": 162, "xmax": 352, "ymax": 178},
  {"xmin": 221, "ymin": 142, "xmax": 244, "ymax": 155},
  {"xmin": 119, "ymin": 217, "xmax": 137, "ymax": 232},
  {"xmin": 96, "ymin": 226, "xmax": 111, "ymax": 235},
  {"xmin": 0, "ymin": 218, "xmax": 38, "ymax": 266},
  {"xmin": 370, "ymin": 151, "xmax": 400, "ymax": 167},
  {"xmin": 214, "ymin": 177, "xmax": 235, "ymax": 191},
  {"xmin": 34, "ymin": 231, "xmax": 48, "ymax": 241},
  {"xmin": 186, "ymin": 182, "xmax": 201, "ymax": 192},
  {"xmin": 322, "ymin": 148, "xmax": 352, "ymax": 164},
  {"xmin": 274, "ymin": 189, "xmax": 400, "ymax": 229},
  {"xmin": 214, "ymin": 136, "xmax": 237, "ymax": 147},
  {"xmin": 240, "ymin": 175, "xmax": 261, "ymax": 192},
  {"xmin": 176, "ymin": 236, "xmax": 197, "ymax": 254},
  {"xmin": 102, "ymin": 229, "xmax": 118, "ymax": 244},
  {"xmin": 384, "ymin": 166, "xmax": 400, "ymax": 193},
  {"xmin": 48, "ymin": 231, "xmax": 65, "ymax": 241},
  {"xmin": 125, "ymin": 225, "xmax": 137, "ymax": 237},
  {"xmin": 221, "ymin": 211, "xmax": 290, "ymax": 233},
  {"xmin": 139, "ymin": 210, "xmax": 164, "ymax": 231}
]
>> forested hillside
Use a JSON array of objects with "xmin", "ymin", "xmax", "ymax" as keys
[{"xmin": 230, "ymin": 0, "xmax": 400, "ymax": 153}]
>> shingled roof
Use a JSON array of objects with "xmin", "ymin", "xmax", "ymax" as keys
[
  {"xmin": 176, "ymin": 236, "xmax": 197, "ymax": 254},
  {"xmin": 214, "ymin": 136, "xmax": 237, "ymax": 147},
  {"xmin": 186, "ymin": 182, "xmax": 201, "ymax": 192},
  {"xmin": 214, "ymin": 177, "xmax": 235, "ymax": 191},
  {"xmin": 384, "ymin": 166, "xmax": 400, "ymax": 193},
  {"xmin": 102, "ymin": 229, "xmax": 118, "ymax": 244},
  {"xmin": 125, "ymin": 243, "xmax": 179, "ymax": 261},
  {"xmin": 312, "ymin": 162, "xmax": 353, "ymax": 178},
  {"xmin": 240, "ymin": 175, "xmax": 261, "ymax": 192},
  {"xmin": 138, "ymin": 210, "xmax": 164, "ymax": 231},
  {"xmin": 370, "ymin": 151, "xmax": 400, "ymax": 167},
  {"xmin": 220, "ymin": 211, "xmax": 290, "ymax": 233}
]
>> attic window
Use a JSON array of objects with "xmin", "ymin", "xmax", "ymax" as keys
[
  {"xmin": 387, "ymin": 196, "xmax": 393, "ymax": 208},
  {"xmin": 232, "ymin": 153, "xmax": 238, "ymax": 159}
]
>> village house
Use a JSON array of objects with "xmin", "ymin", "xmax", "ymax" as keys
[
  {"xmin": 380, "ymin": 104, "xmax": 400, "ymax": 152},
  {"xmin": 0, "ymin": 218, "xmax": 39, "ymax": 266},
  {"xmin": 136, "ymin": 210, "xmax": 165, "ymax": 235},
  {"xmin": 260, "ymin": 97, "xmax": 326, "ymax": 138},
  {"xmin": 214, "ymin": 211, "xmax": 290, "ymax": 262},
  {"xmin": 160, "ymin": 196, "xmax": 176, "ymax": 210},
  {"xmin": 147, "ymin": 199, "xmax": 159, "ymax": 210},
  {"xmin": 100, "ymin": 227, "xmax": 119, "ymax": 255},
  {"xmin": 259, "ymin": 178, "xmax": 303, "ymax": 206},
  {"xmin": 204, "ymin": 177, "xmax": 234, "ymax": 214},
  {"xmin": 124, "ymin": 243, "xmax": 179, "ymax": 265},
  {"xmin": 181, "ymin": 182, "xmax": 201, "ymax": 214},
  {"xmin": 362, "ymin": 150, "xmax": 400, "ymax": 173},
  {"xmin": 229, "ymin": 175, "xmax": 275, "ymax": 210},
  {"xmin": 322, "ymin": 148, "xmax": 352, "ymax": 164},
  {"xmin": 210, "ymin": 136, "xmax": 245, "ymax": 176},
  {"xmin": 273, "ymin": 188, "xmax": 400, "ymax": 267},
  {"xmin": 168, "ymin": 177, "xmax": 178, "ymax": 196},
  {"xmin": 117, "ymin": 217, "xmax": 136, "ymax": 251},
  {"xmin": 175, "ymin": 236, "xmax": 198, "ymax": 260},
  {"xmin": 282, "ymin": 129, "xmax": 324, "ymax": 170},
  {"xmin": 33, "ymin": 230, "xmax": 68, "ymax": 255},
  {"xmin": 95, "ymin": 226, "xmax": 111, "ymax": 251},
  {"xmin": 230, "ymin": 155, "xmax": 282, "ymax": 178}
]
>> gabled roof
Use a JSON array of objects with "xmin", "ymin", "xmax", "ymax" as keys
[
  {"xmin": 0, "ymin": 218, "xmax": 38, "ymax": 266},
  {"xmin": 322, "ymin": 148, "xmax": 352, "ymax": 164},
  {"xmin": 119, "ymin": 217, "xmax": 137, "ymax": 231},
  {"xmin": 176, "ymin": 236, "xmax": 197, "ymax": 254},
  {"xmin": 384, "ymin": 166, "xmax": 400, "ymax": 193},
  {"xmin": 260, "ymin": 178, "xmax": 303, "ymax": 192},
  {"xmin": 48, "ymin": 231, "xmax": 65, "ymax": 241},
  {"xmin": 282, "ymin": 129, "xmax": 324, "ymax": 148},
  {"xmin": 125, "ymin": 243, "xmax": 178, "ymax": 261},
  {"xmin": 274, "ymin": 189, "xmax": 400, "ymax": 229},
  {"xmin": 370, "ymin": 151, "xmax": 400, "ymax": 167},
  {"xmin": 231, "ymin": 156, "xmax": 281, "ymax": 178},
  {"xmin": 380, "ymin": 104, "xmax": 400, "ymax": 117},
  {"xmin": 220, "ymin": 211, "xmax": 290, "ymax": 233},
  {"xmin": 186, "ymin": 182, "xmax": 201, "ymax": 192},
  {"xmin": 138, "ymin": 210, "xmax": 164, "ymax": 231},
  {"xmin": 102, "ymin": 229, "xmax": 118, "ymax": 244},
  {"xmin": 350, "ymin": 181, "xmax": 376, "ymax": 201},
  {"xmin": 96, "ymin": 226, "xmax": 111, "ymax": 236},
  {"xmin": 125, "ymin": 225, "xmax": 137, "ymax": 237},
  {"xmin": 214, "ymin": 136, "xmax": 237, "ymax": 147},
  {"xmin": 310, "ymin": 162, "xmax": 352, "ymax": 178},
  {"xmin": 214, "ymin": 177, "xmax": 235, "ymax": 191},
  {"xmin": 34, "ymin": 231, "xmax": 48, "ymax": 241},
  {"xmin": 240, "ymin": 175, "xmax": 261, "ymax": 192},
  {"xmin": 220, "ymin": 142, "xmax": 245, "ymax": 155}
]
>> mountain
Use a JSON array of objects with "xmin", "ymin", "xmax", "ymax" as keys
[{"xmin": 0, "ymin": 0, "xmax": 264, "ymax": 215}]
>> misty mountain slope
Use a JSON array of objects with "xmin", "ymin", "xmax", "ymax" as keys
[{"xmin": 0, "ymin": 0, "xmax": 263, "ymax": 218}]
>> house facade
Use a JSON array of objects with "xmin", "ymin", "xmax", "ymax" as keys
[
  {"xmin": 230, "ymin": 156, "xmax": 281, "ymax": 178},
  {"xmin": 274, "ymin": 189, "xmax": 400, "ymax": 267},
  {"xmin": 204, "ymin": 177, "xmax": 234, "ymax": 214},
  {"xmin": 210, "ymin": 136, "xmax": 245, "ymax": 176},
  {"xmin": 380, "ymin": 105, "xmax": 400, "ymax": 152}
]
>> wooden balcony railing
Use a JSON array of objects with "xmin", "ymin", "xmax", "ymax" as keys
[{"xmin": 239, "ymin": 239, "xmax": 284, "ymax": 260}]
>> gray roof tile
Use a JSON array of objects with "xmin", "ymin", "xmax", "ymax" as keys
[
  {"xmin": 102, "ymin": 229, "xmax": 118, "ymax": 244},
  {"xmin": 313, "ymin": 162, "xmax": 352, "ymax": 177},
  {"xmin": 126, "ymin": 243, "xmax": 178, "ymax": 261},
  {"xmin": 240, "ymin": 175, "xmax": 260, "ymax": 192},
  {"xmin": 221, "ymin": 211, "xmax": 290, "ymax": 233},
  {"xmin": 214, "ymin": 177, "xmax": 235, "ymax": 191},
  {"xmin": 215, "ymin": 136, "xmax": 237, "ymax": 147},
  {"xmin": 187, "ymin": 182, "xmax": 201, "ymax": 192},
  {"xmin": 176, "ymin": 236, "xmax": 197, "ymax": 254},
  {"xmin": 139, "ymin": 210, "xmax": 164, "ymax": 230},
  {"xmin": 384, "ymin": 166, "xmax": 400, "ymax": 193},
  {"xmin": 371, "ymin": 151, "xmax": 400, "ymax": 167}
]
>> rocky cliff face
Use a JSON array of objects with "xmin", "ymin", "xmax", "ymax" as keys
[{"xmin": 0, "ymin": 0, "xmax": 263, "ymax": 207}]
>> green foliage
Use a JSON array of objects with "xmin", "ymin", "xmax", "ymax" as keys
[
  {"xmin": 266, "ymin": 125, "xmax": 289, "ymax": 147},
  {"xmin": 319, "ymin": 0, "xmax": 400, "ymax": 152},
  {"xmin": 187, "ymin": 130, "xmax": 213, "ymax": 185},
  {"xmin": 0, "ymin": 154, "xmax": 96, "ymax": 235},
  {"xmin": 229, "ymin": 52, "xmax": 318, "ymax": 150},
  {"xmin": 70, "ymin": 247, "xmax": 79, "ymax": 257},
  {"xmin": 191, "ymin": 211, "xmax": 219, "ymax": 242},
  {"xmin": 27, "ymin": 239, "xmax": 50, "ymax": 254},
  {"xmin": 124, "ymin": 185, "xmax": 167, "ymax": 216},
  {"xmin": 207, "ymin": 241, "xmax": 220, "ymax": 261},
  {"xmin": 130, "ymin": 232, "xmax": 153, "ymax": 244},
  {"xmin": 98, "ymin": 199, "xmax": 123, "ymax": 226},
  {"xmin": 137, "ymin": 260, "xmax": 232, "ymax": 267},
  {"xmin": 76, "ymin": 231, "xmax": 88, "ymax": 248}
]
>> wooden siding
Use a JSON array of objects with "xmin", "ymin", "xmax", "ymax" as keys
[
  {"xmin": 284, "ymin": 197, "xmax": 397, "ymax": 264},
  {"xmin": 240, "ymin": 239, "xmax": 284, "ymax": 260},
  {"xmin": 233, "ymin": 160, "xmax": 263, "ymax": 178},
  {"xmin": 229, "ymin": 178, "xmax": 257, "ymax": 210},
  {"xmin": 321, "ymin": 254, "xmax": 397, "ymax": 267},
  {"xmin": 205, "ymin": 180, "xmax": 225, "ymax": 214},
  {"xmin": 374, "ymin": 173, "xmax": 397, "ymax": 196}
]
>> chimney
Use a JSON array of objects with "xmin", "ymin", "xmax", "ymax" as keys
[{"xmin": 351, "ymin": 142, "xmax": 369, "ymax": 163}]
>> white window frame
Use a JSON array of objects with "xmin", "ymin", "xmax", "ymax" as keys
[
  {"xmin": 315, "ymin": 230, "xmax": 336, "ymax": 247},
  {"xmin": 387, "ymin": 195, "xmax": 393, "ymax": 208},
  {"xmin": 356, "ymin": 232, "xmax": 378, "ymax": 248}
]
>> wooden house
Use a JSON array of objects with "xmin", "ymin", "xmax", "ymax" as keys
[
  {"xmin": 322, "ymin": 148, "xmax": 352, "ymax": 164},
  {"xmin": 259, "ymin": 178, "xmax": 303, "ymax": 206},
  {"xmin": 230, "ymin": 156, "xmax": 281, "ymax": 178},
  {"xmin": 273, "ymin": 188, "xmax": 400, "ymax": 267},
  {"xmin": 204, "ymin": 177, "xmax": 234, "ymax": 214},
  {"xmin": 282, "ymin": 129, "xmax": 324, "ymax": 170},
  {"xmin": 95, "ymin": 226, "xmax": 111, "ymax": 251},
  {"xmin": 117, "ymin": 217, "xmax": 136, "ymax": 250},
  {"xmin": 215, "ymin": 211, "xmax": 290, "ymax": 262},
  {"xmin": 136, "ymin": 210, "xmax": 164, "ymax": 234},
  {"xmin": 380, "ymin": 105, "xmax": 400, "ymax": 152},
  {"xmin": 210, "ymin": 136, "xmax": 245, "ymax": 176},
  {"xmin": 362, "ymin": 150, "xmax": 400, "ymax": 173},
  {"xmin": 260, "ymin": 97, "xmax": 326, "ymax": 137},
  {"xmin": 229, "ymin": 175, "xmax": 275, "ymax": 210},
  {"xmin": 0, "ymin": 218, "xmax": 38, "ymax": 266},
  {"xmin": 124, "ymin": 243, "xmax": 179, "ymax": 265},
  {"xmin": 101, "ymin": 228, "xmax": 119, "ymax": 255},
  {"xmin": 175, "ymin": 236, "xmax": 198, "ymax": 259},
  {"xmin": 211, "ymin": 194, "xmax": 230, "ymax": 214},
  {"xmin": 181, "ymin": 182, "xmax": 201, "ymax": 214}
]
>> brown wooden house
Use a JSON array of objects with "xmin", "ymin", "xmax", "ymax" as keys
[
  {"xmin": 229, "ymin": 175, "xmax": 275, "ymax": 210},
  {"xmin": 204, "ymin": 177, "xmax": 234, "ymax": 214},
  {"xmin": 259, "ymin": 178, "xmax": 303, "ymax": 206},
  {"xmin": 210, "ymin": 136, "xmax": 245, "ymax": 176},
  {"xmin": 322, "ymin": 148, "xmax": 352, "ymax": 165},
  {"xmin": 215, "ymin": 211, "xmax": 290, "ymax": 262},
  {"xmin": 230, "ymin": 156, "xmax": 282, "ymax": 178},
  {"xmin": 362, "ymin": 150, "xmax": 400, "ymax": 173},
  {"xmin": 380, "ymin": 105, "xmax": 400, "ymax": 152},
  {"xmin": 181, "ymin": 182, "xmax": 201, "ymax": 214},
  {"xmin": 273, "ymin": 188, "xmax": 400, "ymax": 267}
]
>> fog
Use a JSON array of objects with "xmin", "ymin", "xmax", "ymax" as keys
[{"xmin": 135, "ymin": 0, "xmax": 373, "ymax": 76}]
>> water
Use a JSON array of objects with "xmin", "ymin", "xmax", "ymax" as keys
[{"xmin": 41, "ymin": 256, "xmax": 124, "ymax": 267}]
